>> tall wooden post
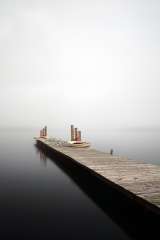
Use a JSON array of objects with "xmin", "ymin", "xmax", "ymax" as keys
[
  {"xmin": 75, "ymin": 128, "xmax": 78, "ymax": 141},
  {"xmin": 44, "ymin": 126, "xmax": 47, "ymax": 137},
  {"xmin": 71, "ymin": 125, "xmax": 75, "ymax": 141},
  {"xmin": 77, "ymin": 131, "xmax": 81, "ymax": 141},
  {"xmin": 42, "ymin": 128, "xmax": 45, "ymax": 137}
]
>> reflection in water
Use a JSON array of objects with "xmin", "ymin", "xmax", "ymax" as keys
[
  {"xmin": 0, "ymin": 129, "xmax": 132, "ymax": 240},
  {"xmin": 36, "ymin": 146, "xmax": 47, "ymax": 166}
]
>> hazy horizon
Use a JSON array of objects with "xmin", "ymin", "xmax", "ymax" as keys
[{"xmin": 1, "ymin": 0, "xmax": 160, "ymax": 131}]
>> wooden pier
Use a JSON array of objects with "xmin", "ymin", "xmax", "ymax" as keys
[{"xmin": 37, "ymin": 138, "xmax": 160, "ymax": 209}]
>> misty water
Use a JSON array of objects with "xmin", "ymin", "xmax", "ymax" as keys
[
  {"xmin": 89, "ymin": 128, "xmax": 160, "ymax": 165},
  {"xmin": 49, "ymin": 127, "xmax": 160, "ymax": 165},
  {"xmin": 0, "ymin": 129, "xmax": 132, "ymax": 239}
]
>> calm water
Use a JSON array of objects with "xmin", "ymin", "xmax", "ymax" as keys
[
  {"xmin": 86, "ymin": 128, "xmax": 160, "ymax": 165},
  {"xmin": 0, "ymin": 129, "xmax": 131, "ymax": 240}
]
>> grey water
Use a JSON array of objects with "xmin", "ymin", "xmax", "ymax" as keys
[
  {"xmin": 86, "ymin": 128, "xmax": 160, "ymax": 165},
  {"xmin": 0, "ymin": 128, "xmax": 131, "ymax": 240}
]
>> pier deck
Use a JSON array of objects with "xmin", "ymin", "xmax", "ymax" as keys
[{"xmin": 37, "ymin": 138, "xmax": 160, "ymax": 209}]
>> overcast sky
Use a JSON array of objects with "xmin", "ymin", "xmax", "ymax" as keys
[{"xmin": 1, "ymin": 0, "xmax": 160, "ymax": 132}]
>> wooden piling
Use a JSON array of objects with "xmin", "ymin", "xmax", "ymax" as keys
[
  {"xmin": 75, "ymin": 128, "xmax": 78, "ymax": 141},
  {"xmin": 77, "ymin": 131, "xmax": 81, "ymax": 141},
  {"xmin": 44, "ymin": 126, "xmax": 47, "ymax": 137},
  {"xmin": 71, "ymin": 125, "xmax": 75, "ymax": 141}
]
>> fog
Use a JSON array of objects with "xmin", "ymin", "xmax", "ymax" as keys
[{"xmin": 1, "ymin": 0, "xmax": 160, "ymax": 133}]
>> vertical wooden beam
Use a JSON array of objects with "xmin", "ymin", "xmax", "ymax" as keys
[
  {"xmin": 75, "ymin": 128, "xmax": 78, "ymax": 141},
  {"xmin": 71, "ymin": 125, "xmax": 75, "ymax": 141},
  {"xmin": 42, "ymin": 128, "xmax": 45, "ymax": 137},
  {"xmin": 44, "ymin": 126, "xmax": 47, "ymax": 137},
  {"xmin": 78, "ymin": 131, "xmax": 81, "ymax": 141}
]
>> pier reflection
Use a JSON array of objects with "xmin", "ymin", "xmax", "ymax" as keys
[{"xmin": 36, "ymin": 146, "xmax": 47, "ymax": 167}]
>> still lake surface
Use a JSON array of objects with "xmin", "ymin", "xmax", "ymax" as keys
[
  {"xmin": 88, "ymin": 128, "xmax": 160, "ymax": 165},
  {"xmin": 50, "ymin": 127, "xmax": 160, "ymax": 165},
  {"xmin": 0, "ymin": 129, "xmax": 132, "ymax": 239}
]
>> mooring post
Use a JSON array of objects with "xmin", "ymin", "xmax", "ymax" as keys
[
  {"xmin": 44, "ymin": 126, "xmax": 47, "ymax": 137},
  {"xmin": 71, "ymin": 125, "xmax": 75, "ymax": 141},
  {"xmin": 75, "ymin": 128, "xmax": 78, "ymax": 141},
  {"xmin": 77, "ymin": 131, "xmax": 81, "ymax": 141},
  {"xmin": 110, "ymin": 149, "xmax": 114, "ymax": 155},
  {"xmin": 42, "ymin": 128, "xmax": 45, "ymax": 137}
]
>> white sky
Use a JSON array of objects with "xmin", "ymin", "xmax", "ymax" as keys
[{"xmin": 0, "ymin": 0, "xmax": 160, "ymax": 131}]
